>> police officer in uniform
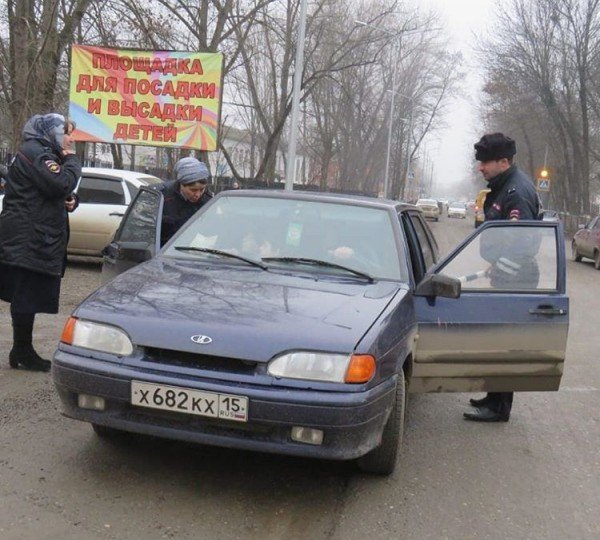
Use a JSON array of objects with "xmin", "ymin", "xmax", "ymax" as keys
[
  {"xmin": 464, "ymin": 132, "xmax": 541, "ymax": 422},
  {"xmin": 159, "ymin": 157, "xmax": 212, "ymax": 246},
  {"xmin": 0, "ymin": 114, "xmax": 80, "ymax": 371}
]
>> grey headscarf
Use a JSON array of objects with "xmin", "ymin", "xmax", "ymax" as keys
[{"xmin": 22, "ymin": 113, "xmax": 66, "ymax": 154}]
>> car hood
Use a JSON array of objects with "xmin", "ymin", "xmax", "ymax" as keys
[{"xmin": 75, "ymin": 258, "xmax": 404, "ymax": 361}]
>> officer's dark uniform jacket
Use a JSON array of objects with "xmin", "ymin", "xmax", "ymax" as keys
[
  {"xmin": 159, "ymin": 180, "xmax": 212, "ymax": 246},
  {"xmin": 484, "ymin": 164, "xmax": 540, "ymax": 222},
  {"xmin": 480, "ymin": 165, "xmax": 541, "ymax": 288},
  {"xmin": 0, "ymin": 139, "xmax": 81, "ymax": 276}
]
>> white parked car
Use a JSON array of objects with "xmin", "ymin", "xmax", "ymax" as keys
[
  {"xmin": 416, "ymin": 198, "xmax": 440, "ymax": 221},
  {"xmin": 447, "ymin": 201, "xmax": 467, "ymax": 219},
  {"xmin": 1, "ymin": 167, "xmax": 164, "ymax": 255},
  {"xmin": 68, "ymin": 168, "xmax": 164, "ymax": 255}
]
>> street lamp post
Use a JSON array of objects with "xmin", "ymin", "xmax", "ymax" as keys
[
  {"xmin": 401, "ymin": 104, "xmax": 414, "ymax": 199},
  {"xmin": 382, "ymin": 39, "xmax": 399, "ymax": 200},
  {"xmin": 286, "ymin": 0, "xmax": 309, "ymax": 191}
]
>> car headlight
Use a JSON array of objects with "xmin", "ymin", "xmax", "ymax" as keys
[
  {"xmin": 61, "ymin": 317, "xmax": 134, "ymax": 356},
  {"xmin": 267, "ymin": 352, "xmax": 375, "ymax": 384}
]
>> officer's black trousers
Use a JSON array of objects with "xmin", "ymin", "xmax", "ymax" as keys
[{"xmin": 485, "ymin": 392, "xmax": 513, "ymax": 418}]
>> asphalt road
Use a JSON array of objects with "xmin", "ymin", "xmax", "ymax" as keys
[{"xmin": 1, "ymin": 214, "xmax": 598, "ymax": 540}]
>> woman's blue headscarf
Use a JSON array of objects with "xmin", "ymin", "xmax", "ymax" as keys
[{"xmin": 22, "ymin": 113, "xmax": 66, "ymax": 154}]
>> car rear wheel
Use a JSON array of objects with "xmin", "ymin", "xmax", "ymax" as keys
[
  {"xmin": 595, "ymin": 251, "xmax": 600, "ymax": 270},
  {"xmin": 357, "ymin": 370, "xmax": 406, "ymax": 475},
  {"xmin": 572, "ymin": 243, "xmax": 582, "ymax": 262}
]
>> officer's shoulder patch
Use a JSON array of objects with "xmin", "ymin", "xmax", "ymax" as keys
[{"xmin": 44, "ymin": 160, "xmax": 61, "ymax": 174}]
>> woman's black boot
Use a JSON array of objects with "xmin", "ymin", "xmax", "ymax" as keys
[{"xmin": 9, "ymin": 314, "xmax": 51, "ymax": 372}]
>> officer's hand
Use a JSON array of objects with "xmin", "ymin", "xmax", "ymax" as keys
[{"xmin": 65, "ymin": 196, "xmax": 77, "ymax": 212}]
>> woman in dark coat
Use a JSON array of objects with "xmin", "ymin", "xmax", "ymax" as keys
[{"xmin": 0, "ymin": 114, "xmax": 81, "ymax": 371}]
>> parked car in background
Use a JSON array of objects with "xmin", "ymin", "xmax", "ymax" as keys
[
  {"xmin": 68, "ymin": 168, "xmax": 163, "ymax": 256},
  {"xmin": 416, "ymin": 198, "xmax": 440, "ymax": 221},
  {"xmin": 572, "ymin": 215, "xmax": 600, "ymax": 269},
  {"xmin": 541, "ymin": 209, "xmax": 560, "ymax": 222},
  {"xmin": 447, "ymin": 201, "xmax": 467, "ymax": 219},
  {"xmin": 474, "ymin": 188, "xmax": 491, "ymax": 227},
  {"xmin": 53, "ymin": 189, "xmax": 568, "ymax": 475}
]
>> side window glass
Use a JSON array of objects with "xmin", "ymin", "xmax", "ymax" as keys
[
  {"xmin": 126, "ymin": 181, "xmax": 139, "ymax": 201},
  {"xmin": 118, "ymin": 189, "xmax": 161, "ymax": 247},
  {"xmin": 593, "ymin": 218, "xmax": 600, "ymax": 230},
  {"xmin": 77, "ymin": 177, "xmax": 125, "ymax": 205},
  {"xmin": 409, "ymin": 214, "xmax": 436, "ymax": 270},
  {"xmin": 439, "ymin": 225, "xmax": 558, "ymax": 292}
]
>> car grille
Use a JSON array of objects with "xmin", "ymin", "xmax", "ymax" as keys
[{"xmin": 142, "ymin": 347, "xmax": 258, "ymax": 374}]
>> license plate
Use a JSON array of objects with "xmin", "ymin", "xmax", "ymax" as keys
[{"xmin": 131, "ymin": 381, "xmax": 248, "ymax": 422}]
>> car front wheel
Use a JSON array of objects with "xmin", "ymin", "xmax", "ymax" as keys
[
  {"xmin": 572, "ymin": 243, "xmax": 582, "ymax": 262},
  {"xmin": 357, "ymin": 370, "xmax": 406, "ymax": 475}
]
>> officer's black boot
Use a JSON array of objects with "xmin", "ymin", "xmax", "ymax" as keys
[
  {"xmin": 8, "ymin": 313, "xmax": 51, "ymax": 372},
  {"xmin": 469, "ymin": 393, "xmax": 492, "ymax": 408}
]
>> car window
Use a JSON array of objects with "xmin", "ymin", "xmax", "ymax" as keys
[
  {"xmin": 593, "ymin": 217, "xmax": 600, "ymax": 230},
  {"xmin": 164, "ymin": 196, "xmax": 406, "ymax": 281},
  {"xmin": 126, "ymin": 182, "xmax": 139, "ymax": 200},
  {"xmin": 407, "ymin": 213, "xmax": 437, "ymax": 270},
  {"xmin": 118, "ymin": 189, "xmax": 161, "ymax": 245},
  {"xmin": 78, "ymin": 176, "xmax": 125, "ymax": 205},
  {"xmin": 438, "ymin": 225, "xmax": 558, "ymax": 292},
  {"xmin": 126, "ymin": 177, "xmax": 164, "ymax": 200}
]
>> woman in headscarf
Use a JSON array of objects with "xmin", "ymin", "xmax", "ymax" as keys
[{"xmin": 0, "ymin": 114, "xmax": 81, "ymax": 371}]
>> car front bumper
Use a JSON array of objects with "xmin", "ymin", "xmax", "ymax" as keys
[{"xmin": 52, "ymin": 351, "xmax": 397, "ymax": 461}]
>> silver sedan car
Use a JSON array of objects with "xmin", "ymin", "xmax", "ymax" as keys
[
  {"xmin": 416, "ymin": 198, "xmax": 440, "ymax": 221},
  {"xmin": 68, "ymin": 168, "xmax": 163, "ymax": 256}
]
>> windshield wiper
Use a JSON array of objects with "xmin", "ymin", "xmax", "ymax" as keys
[
  {"xmin": 261, "ymin": 257, "xmax": 374, "ymax": 282},
  {"xmin": 174, "ymin": 246, "xmax": 268, "ymax": 270}
]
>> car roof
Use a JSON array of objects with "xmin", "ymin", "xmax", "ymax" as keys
[
  {"xmin": 213, "ymin": 189, "xmax": 418, "ymax": 212},
  {"xmin": 82, "ymin": 167, "xmax": 163, "ymax": 186}
]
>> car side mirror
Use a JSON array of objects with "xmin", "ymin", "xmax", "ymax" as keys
[
  {"xmin": 414, "ymin": 274, "xmax": 461, "ymax": 299},
  {"xmin": 117, "ymin": 241, "xmax": 153, "ymax": 263}
]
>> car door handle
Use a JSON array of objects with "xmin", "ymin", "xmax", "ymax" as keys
[
  {"xmin": 529, "ymin": 306, "xmax": 568, "ymax": 316},
  {"xmin": 109, "ymin": 212, "xmax": 125, "ymax": 217}
]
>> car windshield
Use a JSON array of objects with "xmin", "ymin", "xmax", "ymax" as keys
[
  {"xmin": 417, "ymin": 199, "xmax": 437, "ymax": 206},
  {"xmin": 449, "ymin": 202, "xmax": 465, "ymax": 209},
  {"xmin": 163, "ymin": 195, "xmax": 406, "ymax": 281}
]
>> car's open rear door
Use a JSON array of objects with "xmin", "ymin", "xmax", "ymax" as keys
[
  {"xmin": 101, "ymin": 187, "xmax": 163, "ymax": 283},
  {"xmin": 412, "ymin": 221, "xmax": 568, "ymax": 393}
]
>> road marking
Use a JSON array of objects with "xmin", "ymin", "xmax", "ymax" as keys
[{"xmin": 560, "ymin": 387, "xmax": 599, "ymax": 392}]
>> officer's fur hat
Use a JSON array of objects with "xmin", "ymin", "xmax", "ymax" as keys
[{"xmin": 474, "ymin": 133, "xmax": 516, "ymax": 161}]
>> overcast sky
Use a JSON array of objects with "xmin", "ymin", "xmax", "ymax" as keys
[{"xmin": 420, "ymin": 0, "xmax": 496, "ymax": 197}]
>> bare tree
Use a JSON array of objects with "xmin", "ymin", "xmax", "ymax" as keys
[
  {"xmin": 0, "ymin": 0, "xmax": 96, "ymax": 150},
  {"xmin": 480, "ymin": 0, "xmax": 600, "ymax": 213}
]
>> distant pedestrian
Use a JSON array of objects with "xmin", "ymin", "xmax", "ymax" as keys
[
  {"xmin": 464, "ymin": 132, "xmax": 541, "ymax": 422},
  {"xmin": 0, "ymin": 114, "xmax": 81, "ymax": 371},
  {"xmin": 159, "ymin": 157, "xmax": 213, "ymax": 246}
]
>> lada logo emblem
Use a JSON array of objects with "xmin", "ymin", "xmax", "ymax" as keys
[{"xmin": 191, "ymin": 335, "xmax": 212, "ymax": 345}]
